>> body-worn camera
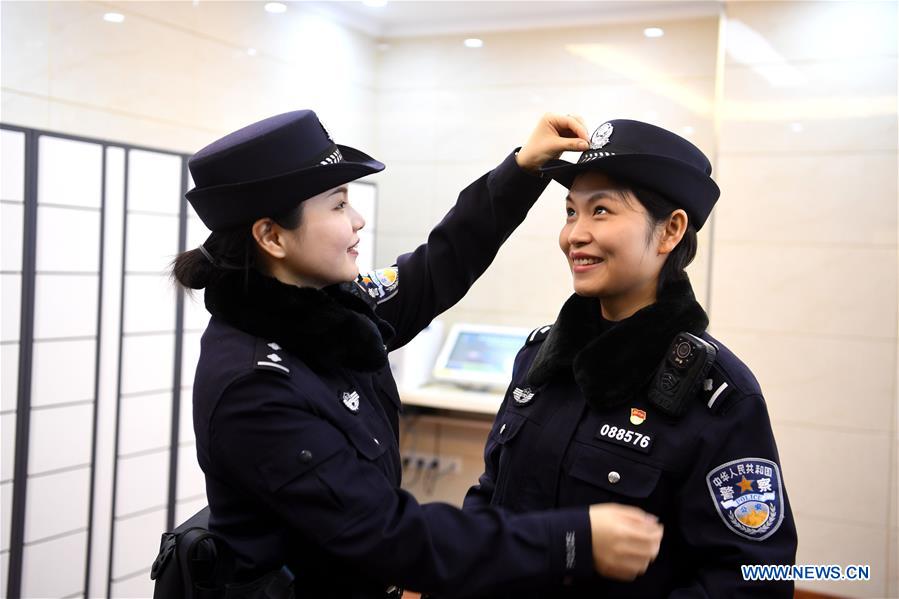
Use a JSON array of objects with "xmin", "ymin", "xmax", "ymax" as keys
[{"xmin": 648, "ymin": 332, "xmax": 717, "ymax": 418}]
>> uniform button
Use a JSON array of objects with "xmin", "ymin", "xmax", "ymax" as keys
[
  {"xmin": 607, "ymin": 471, "xmax": 621, "ymax": 484},
  {"xmin": 298, "ymin": 450, "xmax": 313, "ymax": 463},
  {"xmin": 499, "ymin": 423, "xmax": 507, "ymax": 435}
]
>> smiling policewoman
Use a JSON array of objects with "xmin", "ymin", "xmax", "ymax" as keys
[
  {"xmin": 172, "ymin": 110, "xmax": 665, "ymax": 599},
  {"xmin": 463, "ymin": 120, "xmax": 798, "ymax": 598}
]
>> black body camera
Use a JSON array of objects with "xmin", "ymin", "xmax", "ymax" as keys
[{"xmin": 648, "ymin": 332, "xmax": 717, "ymax": 418}]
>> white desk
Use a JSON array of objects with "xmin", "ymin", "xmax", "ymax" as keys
[{"xmin": 399, "ymin": 384, "xmax": 504, "ymax": 416}]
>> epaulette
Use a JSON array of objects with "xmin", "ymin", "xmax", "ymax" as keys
[
  {"xmin": 254, "ymin": 339, "xmax": 290, "ymax": 376},
  {"xmin": 525, "ymin": 324, "xmax": 552, "ymax": 346},
  {"xmin": 700, "ymin": 366, "xmax": 734, "ymax": 415}
]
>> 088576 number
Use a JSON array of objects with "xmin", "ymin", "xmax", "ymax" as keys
[{"xmin": 597, "ymin": 423, "xmax": 653, "ymax": 453}]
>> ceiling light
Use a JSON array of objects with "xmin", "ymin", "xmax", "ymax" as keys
[
  {"xmin": 682, "ymin": 125, "xmax": 695, "ymax": 136},
  {"xmin": 464, "ymin": 38, "xmax": 483, "ymax": 48},
  {"xmin": 264, "ymin": 2, "xmax": 287, "ymax": 14},
  {"xmin": 247, "ymin": 48, "xmax": 257, "ymax": 56},
  {"xmin": 363, "ymin": 0, "xmax": 388, "ymax": 6},
  {"xmin": 790, "ymin": 122, "xmax": 803, "ymax": 133},
  {"xmin": 643, "ymin": 27, "xmax": 664, "ymax": 38},
  {"xmin": 103, "ymin": 12, "xmax": 125, "ymax": 23}
]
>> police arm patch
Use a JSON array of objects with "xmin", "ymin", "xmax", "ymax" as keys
[
  {"xmin": 706, "ymin": 457, "xmax": 784, "ymax": 541},
  {"xmin": 355, "ymin": 266, "xmax": 399, "ymax": 305}
]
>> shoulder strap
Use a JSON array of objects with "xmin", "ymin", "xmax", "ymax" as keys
[{"xmin": 525, "ymin": 324, "xmax": 552, "ymax": 346}]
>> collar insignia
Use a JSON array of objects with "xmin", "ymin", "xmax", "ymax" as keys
[
  {"xmin": 512, "ymin": 387, "xmax": 536, "ymax": 406},
  {"xmin": 342, "ymin": 390, "xmax": 361, "ymax": 414}
]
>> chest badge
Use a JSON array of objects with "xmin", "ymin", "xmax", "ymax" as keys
[
  {"xmin": 512, "ymin": 387, "xmax": 536, "ymax": 406},
  {"xmin": 341, "ymin": 390, "xmax": 360, "ymax": 414},
  {"xmin": 630, "ymin": 408, "xmax": 646, "ymax": 426}
]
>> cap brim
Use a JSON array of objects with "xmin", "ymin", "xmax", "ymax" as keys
[
  {"xmin": 540, "ymin": 154, "xmax": 720, "ymax": 230},
  {"xmin": 186, "ymin": 144, "xmax": 384, "ymax": 231}
]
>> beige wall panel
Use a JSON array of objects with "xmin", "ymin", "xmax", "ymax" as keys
[
  {"xmin": 710, "ymin": 244, "xmax": 896, "ymax": 339},
  {"xmin": 773, "ymin": 422, "xmax": 890, "ymax": 528},
  {"xmin": 715, "ymin": 154, "xmax": 897, "ymax": 246},
  {"xmin": 376, "ymin": 80, "xmax": 716, "ymax": 164},
  {"xmin": 719, "ymin": 58, "xmax": 897, "ymax": 154},
  {"xmin": 794, "ymin": 516, "xmax": 888, "ymax": 598},
  {"xmin": 711, "ymin": 328, "xmax": 896, "ymax": 434}
]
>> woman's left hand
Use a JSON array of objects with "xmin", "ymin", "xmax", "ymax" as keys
[{"xmin": 515, "ymin": 112, "xmax": 590, "ymax": 173}]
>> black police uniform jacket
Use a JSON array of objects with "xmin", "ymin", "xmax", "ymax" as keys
[
  {"xmin": 192, "ymin": 154, "xmax": 595, "ymax": 598},
  {"xmin": 464, "ymin": 279, "xmax": 798, "ymax": 598}
]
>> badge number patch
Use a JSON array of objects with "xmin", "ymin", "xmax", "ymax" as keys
[
  {"xmin": 596, "ymin": 423, "xmax": 653, "ymax": 454},
  {"xmin": 706, "ymin": 457, "xmax": 784, "ymax": 541}
]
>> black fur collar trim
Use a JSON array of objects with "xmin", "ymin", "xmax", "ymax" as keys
[
  {"xmin": 204, "ymin": 269, "xmax": 392, "ymax": 373},
  {"xmin": 527, "ymin": 279, "xmax": 709, "ymax": 410}
]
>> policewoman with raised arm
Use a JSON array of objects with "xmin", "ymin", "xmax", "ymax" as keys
[
  {"xmin": 463, "ymin": 119, "xmax": 797, "ymax": 598},
  {"xmin": 172, "ymin": 110, "xmax": 664, "ymax": 598}
]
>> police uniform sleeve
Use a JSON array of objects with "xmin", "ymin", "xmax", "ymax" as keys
[
  {"xmin": 210, "ymin": 371, "xmax": 594, "ymax": 596},
  {"xmin": 357, "ymin": 152, "xmax": 550, "ymax": 350},
  {"xmin": 668, "ymin": 391, "xmax": 797, "ymax": 598}
]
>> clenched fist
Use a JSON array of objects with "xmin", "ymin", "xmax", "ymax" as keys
[{"xmin": 589, "ymin": 503, "xmax": 664, "ymax": 581}]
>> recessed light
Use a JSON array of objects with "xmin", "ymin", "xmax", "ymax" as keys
[
  {"xmin": 363, "ymin": 0, "xmax": 388, "ymax": 7},
  {"xmin": 103, "ymin": 12, "xmax": 125, "ymax": 23},
  {"xmin": 247, "ymin": 48, "xmax": 257, "ymax": 56},
  {"xmin": 264, "ymin": 2, "xmax": 287, "ymax": 14},
  {"xmin": 790, "ymin": 122, "xmax": 803, "ymax": 133},
  {"xmin": 682, "ymin": 125, "xmax": 695, "ymax": 135},
  {"xmin": 464, "ymin": 38, "xmax": 483, "ymax": 48},
  {"xmin": 644, "ymin": 27, "xmax": 664, "ymax": 38}
]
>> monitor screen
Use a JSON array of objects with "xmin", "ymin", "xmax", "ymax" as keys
[{"xmin": 432, "ymin": 324, "xmax": 530, "ymax": 388}]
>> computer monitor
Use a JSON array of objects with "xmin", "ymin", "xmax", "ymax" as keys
[{"xmin": 432, "ymin": 323, "xmax": 531, "ymax": 389}]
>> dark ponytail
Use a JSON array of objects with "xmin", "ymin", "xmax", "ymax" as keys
[{"xmin": 170, "ymin": 201, "xmax": 305, "ymax": 290}]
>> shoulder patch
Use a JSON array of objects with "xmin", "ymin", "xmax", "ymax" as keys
[
  {"xmin": 254, "ymin": 339, "xmax": 290, "ymax": 376},
  {"xmin": 525, "ymin": 324, "xmax": 552, "ymax": 346},
  {"xmin": 706, "ymin": 457, "xmax": 785, "ymax": 541},
  {"xmin": 355, "ymin": 266, "xmax": 399, "ymax": 305}
]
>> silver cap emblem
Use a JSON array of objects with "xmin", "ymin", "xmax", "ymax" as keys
[{"xmin": 590, "ymin": 122, "xmax": 614, "ymax": 149}]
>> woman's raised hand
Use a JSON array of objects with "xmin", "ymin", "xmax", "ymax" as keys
[
  {"xmin": 515, "ymin": 112, "xmax": 591, "ymax": 173},
  {"xmin": 589, "ymin": 503, "xmax": 664, "ymax": 581}
]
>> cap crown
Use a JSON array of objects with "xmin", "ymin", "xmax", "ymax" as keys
[{"xmin": 188, "ymin": 110, "xmax": 335, "ymax": 188}]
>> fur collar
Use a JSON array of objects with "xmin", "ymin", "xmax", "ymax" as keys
[
  {"xmin": 527, "ymin": 279, "xmax": 708, "ymax": 410},
  {"xmin": 204, "ymin": 269, "xmax": 392, "ymax": 373}
]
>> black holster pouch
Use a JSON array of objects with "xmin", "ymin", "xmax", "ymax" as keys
[{"xmin": 150, "ymin": 505, "xmax": 294, "ymax": 599}]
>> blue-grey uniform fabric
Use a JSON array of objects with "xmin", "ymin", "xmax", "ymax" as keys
[
  {"xmin": 464, "ymin": 281, "xmax": 798, "ymax": 598},
  {"xmin": 192, "ymin": 152, "xmax": 594, "ymax": 598}
]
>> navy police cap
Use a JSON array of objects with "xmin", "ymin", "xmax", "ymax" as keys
[
  {"xmin": 186, "ymin": 110, "xmax": 384, "ymax": 231},
  {"xmin": 540, "ymin": 119, "xmax": 720, "ymax": 230}
]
